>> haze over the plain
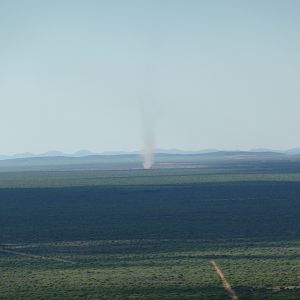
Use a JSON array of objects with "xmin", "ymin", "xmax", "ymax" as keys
[{"xmin": 0, "ymin": 0, "xmax": 299, "ymax": 154}]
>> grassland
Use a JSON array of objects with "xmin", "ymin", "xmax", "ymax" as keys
[
  {"xmin": 1, "ymin": 157, "xmax": 300, "ymax": 299},
  {"xmin": 1, "ymin": 239, "xmax": 300, "ymax": 299},
  {"xmin": 2, "ymin": 168, "xmax": 300, "ymax": 189}
]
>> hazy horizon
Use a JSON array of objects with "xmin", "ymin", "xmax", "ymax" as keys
[
  {"xmin": 1, "ymin": 0, "xmax": 300, "ymax": 155},
  {"xmin": 3, "ymin": 146, "xmax": 300, "ymax": 158}
]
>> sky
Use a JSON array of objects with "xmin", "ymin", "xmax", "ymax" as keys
[{"xmin": 0, "ymin": 0, "xmax": 300, "ymax": 154}]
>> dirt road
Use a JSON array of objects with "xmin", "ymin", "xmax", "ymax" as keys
[
  {"xmin": 210, "ymin": 260, "xmax": 238, "ymax": 300},
  {"xmin": 0, "ymin": 247, "xmax": 75, "ymax": 264}
]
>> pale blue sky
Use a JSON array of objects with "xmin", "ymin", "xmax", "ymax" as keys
[{"xmin": 0, "ymin": 0, "xmax": 300, "ymax": 154}]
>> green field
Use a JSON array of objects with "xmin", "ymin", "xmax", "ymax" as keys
[
  {"xmin": 1, "ymin": 239, "xmax": 300, "ymax": 299},
  {"xmin": 1, "ymin": 156, "xmax": 300, "ymax": 299},
  {"xmin": 2, "ymin": 169, "xmax": 300, "ymax": 189}
]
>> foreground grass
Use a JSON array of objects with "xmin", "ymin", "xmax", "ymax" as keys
[{"xmin": 1, "ymin": 240, "xmax": 300, "ymax": 299}]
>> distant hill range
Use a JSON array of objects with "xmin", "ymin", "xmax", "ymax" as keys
[
  {"xmin": 0, "ymin": 149, "xmax": 300, "ymax": 172},
  {"xmin": 0, "ymin": 150, "xmax": 99, "ymax": 160},
  {"xmin": 1, "ymin": 148, "xmax": 300, "ymax": 161}
]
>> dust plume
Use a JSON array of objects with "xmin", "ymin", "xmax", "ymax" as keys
[
  {"xmin": 141, "ymin": 99, "xmax": 155, "ymax": 169},
  {"xmin": 139, "ymin": 38, "xmax": 161, "ymax": 169}
]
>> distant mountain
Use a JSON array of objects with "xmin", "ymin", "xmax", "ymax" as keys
[
  {"xmin": 0, "ymin": 149, "xmax": 295, "ymax": 172},
  {"xmin": 250, "ymin": 148, "xmax": 282, "ymax": 153},
  {"xmin": 285, "ymin": 148, "xmax": 300, "ymax": 155},
  {"xmin": 38, "ymin": 151, "xmax": 66, "ymax": 157},
  {"xmin": 0, "ymin": 155, "xmax": 9, "ymax": 160},
  {"xmin": 0, "ymin": 150, "xmax": 101, "ymax": 160},
  {"xmin": 250, "ymin": 148, "xmax": 300, "ymax": 155},
  {"xmin": 101, "ymin": 151, "xmax": 133, "ymax": 155},
  {"xmin": 38, "ymin": 150, "xmax": 101, "ymax": 157},
  {"xmin": 0, "ymin": 148, "xmax": 220, "ymax": 160},
  {"xmin": 12, "ymin": 152, "xmax": 35, "ymax": 159},
  {"xmin": 73, "ymin": 150, "xmax": 99, "ymax": 157},
  {"xmin": 2, "ymin": 148, "xmax": 300, "ymax": 161},
  {"xmin": 155, "ymin": 148, "xmax": 218, "ymax": 155}
]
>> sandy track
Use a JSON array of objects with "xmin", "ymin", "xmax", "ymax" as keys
[
  {"xmin": 210, "ymin": 260, "xmax": 238, "ymax": 300},
  {"xmin": 0, "ymin": 247, "xmax": 75, "ymax": 264}
]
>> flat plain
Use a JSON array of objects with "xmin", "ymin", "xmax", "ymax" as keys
[{"xmin": 1, "ymin": 153, "xmax": 300, "ymax": 299}]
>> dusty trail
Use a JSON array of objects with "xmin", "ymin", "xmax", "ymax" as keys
[
  {"xmin": 210, "ymin": 260, "xmax": 238, "ymax": 300},
  {"xmin": 0, "ymin": 247, "xmax": 75, "ymax": 264}
]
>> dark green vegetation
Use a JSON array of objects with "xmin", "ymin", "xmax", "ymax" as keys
[
  {"xmin": 1, "ymin": 240, "xmax": 300, "ymax": 300},
  {"xmin": 1, "ymin": 182, "xmax": 300, "ymax": 243},
  {"xmin": 1, "ymin": 153, "xmax": 300, "ymax": 299}
]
